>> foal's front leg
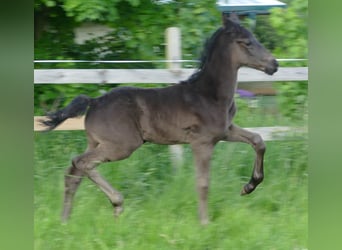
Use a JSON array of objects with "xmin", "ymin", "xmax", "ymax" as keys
[
  {"xmin": 224, "ymin": 124, "xmax": 265, "ymax": 195},
  {"xmin": 191, "ymin": 142, "xmax": 214, "ymax": 225}
]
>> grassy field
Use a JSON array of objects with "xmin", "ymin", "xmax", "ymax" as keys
[{"xmin": 34, "ymin": 130, "xmax": 307, "ymax": 250}]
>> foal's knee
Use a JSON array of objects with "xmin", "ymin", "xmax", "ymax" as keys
[{"xmin": 252, "ymin": 133, "xmax": 266, "ymax": 154}]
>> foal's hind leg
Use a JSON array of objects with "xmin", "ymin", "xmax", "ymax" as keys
[
  {"xmin": 62, "ymin": 141, "xmax": 98, "ymax": 222},
  {"xmin": 224, "ymin": 124, "xmax": 265, "ymax": 195},
  {"xmin": 86, "ymin": 169, "xmax": 124, "ymax": 216},
  {"xmin": 62, "ymin": 165, "xmax": 84, "ymax": 222},
  {"xmin": 72, "ymin": 142, "xmax": 139, "ymax": 218}
]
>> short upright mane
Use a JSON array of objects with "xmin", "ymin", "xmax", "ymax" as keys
[
  {"xmin": 198, "ymin": 27, "xmax": 224, "ymax": 70},
  {"xmin": 181, "ymin": 20, "xmax": 251, "ymax": 85},
  {"xmin": 181, "ymin": 27, "xmax": 224, "ymax": 84}
]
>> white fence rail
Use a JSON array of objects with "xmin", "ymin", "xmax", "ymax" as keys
[{"xmin": 34, "ymin": 67, "xmax": 308, "ymax": 84}]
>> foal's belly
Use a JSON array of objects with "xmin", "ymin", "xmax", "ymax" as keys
[
  {"xmin": 140, "ymin": 123, "xmax": 191, "ymax": 145},
  {"xmin": 140, "ymin": 119, "xmax": 229, "ymax": 145}
]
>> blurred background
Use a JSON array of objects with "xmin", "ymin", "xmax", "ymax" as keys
[{"xmin": 34, "ymin": 0, "xmax": 308, "ymax": 249}]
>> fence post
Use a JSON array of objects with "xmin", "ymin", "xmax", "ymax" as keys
[
  {"xmin": 165, "ymin": 27, "xmax": 181, "ymax": 71},
  {"xmin": 166, "ymin": 27, "xmax": 184, "ymax": 169}
]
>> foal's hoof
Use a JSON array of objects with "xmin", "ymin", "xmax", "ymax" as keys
[
  {"xmin": 114, "ymin": 205, "xmax": 124, "ymax": 217},
  {"xmin": 200, "ymin": 218, "xmax": 210, "ymax": 225},
  {"xmin": 240, "ymin": 184, "xmax": 255, "ymax": 196},
  {"xmin": 61, "ymin": 216, "xmax": 69, "ymax": 224}
]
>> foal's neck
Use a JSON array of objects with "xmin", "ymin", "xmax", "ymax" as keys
[{"xmin": 198, "ymin": 55, "xmax": 238, "ymax": 103}]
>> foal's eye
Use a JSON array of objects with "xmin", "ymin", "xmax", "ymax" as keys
[
  {"xmin": 245, "ymin": 41, "xmax": 252, "ymax": 46},
  {"xmin": 237, "ymin": 39, "xmax": 252, "ymax": 47}
]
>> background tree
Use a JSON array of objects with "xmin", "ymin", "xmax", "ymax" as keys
[{"xmin": 34, "ymin": 0, "xmax": 220, "ymax": 65}]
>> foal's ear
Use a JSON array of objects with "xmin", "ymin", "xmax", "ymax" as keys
[{"xmin": 222, "ymin": 12, "xmax": 239, "ymax": 32}]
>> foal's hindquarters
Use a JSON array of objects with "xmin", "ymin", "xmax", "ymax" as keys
[{"xmin": 62, "ymin": 94, "xmax": 144, "ymax": 222}]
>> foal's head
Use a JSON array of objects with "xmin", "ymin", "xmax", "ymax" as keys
[{"xmin": 221, "ymin": 17, "xmax": 278, "ymax": 75}]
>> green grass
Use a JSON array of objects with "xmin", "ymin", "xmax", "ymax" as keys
[{"xmin": 34, "ymin": 131, "xmax": 307, "ymax": 250}]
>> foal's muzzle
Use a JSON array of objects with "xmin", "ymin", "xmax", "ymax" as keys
[{"xmin": 265, "ymin": 59, "xmax": 279, "ymax": 75}]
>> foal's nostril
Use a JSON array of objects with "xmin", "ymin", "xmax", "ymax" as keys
[{"xmin": 273, "ymin": 59, "xmax": 279, "ymax": 68}]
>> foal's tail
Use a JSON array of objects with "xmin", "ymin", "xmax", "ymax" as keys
[{"xmin": 40, "ymin": 94, "xmax": 92, "ymax": 131}]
